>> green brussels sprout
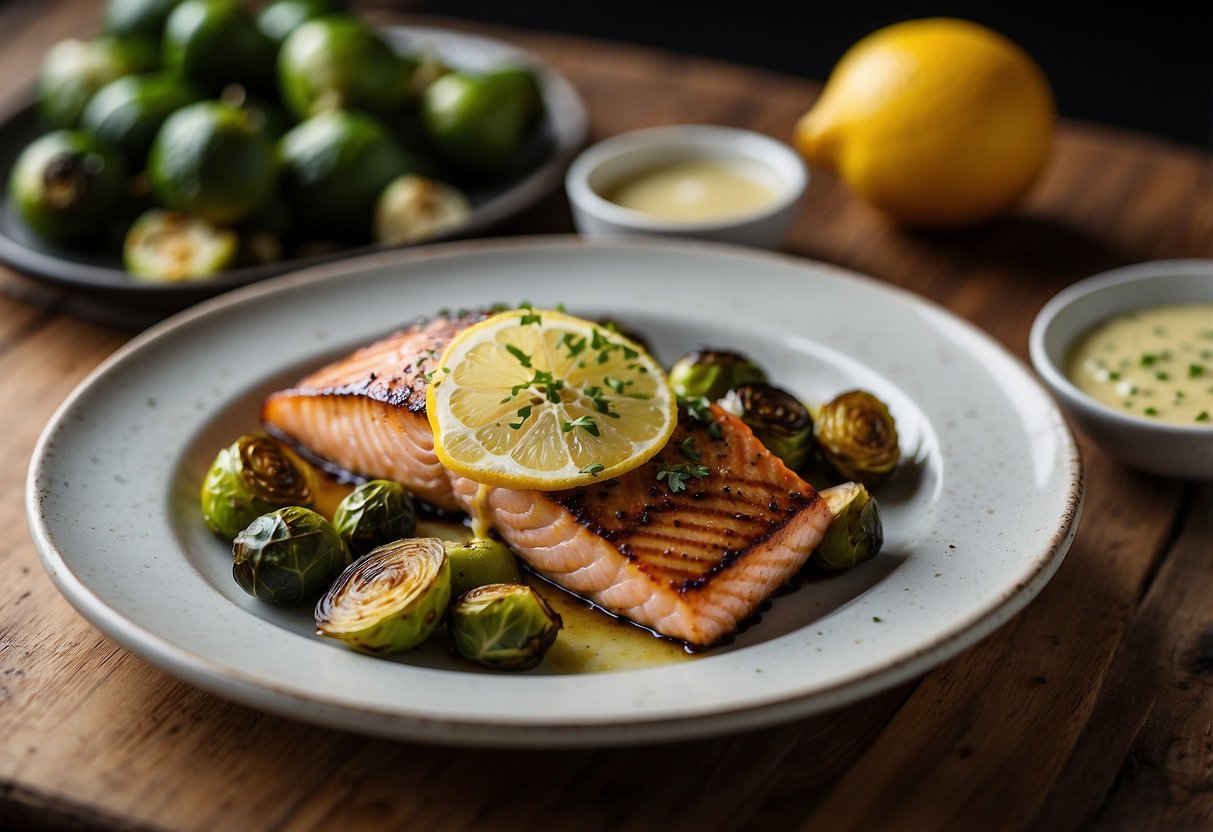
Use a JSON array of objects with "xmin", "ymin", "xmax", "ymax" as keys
[
  {"xmin": 373, "ymin": 174, "xmax": 471, "ymax": 245},
  {"xmin": 104, "ymin": 0, "xmax": 184, "ymax": 39},
  {"xmin": 162, "ymin": 0, "xmax": 277, "ymax": 94},
  {"xmin": 315, "ymin": 537, "xmax": 451, "ymax": 654},
  {"xmin": 124, "ymin": 209, "xmax": 238, "ymax": 282},
  {"xmin": 37, "ymin": 36, "xmax": 158, "ymax": 129},
  {"xmin": 482, "ymin": 65, "xmax": 544, "ymax": 125},
  {"xmin": 256, "ymin": 0, "xmax": 343, "ymax": 44},
  {"xmin": 815, "ymin": 389, "xmax": 900, "ymax": 487},
  {"xmin": 200, "ymin": 433, "xmax": 316, "ymax": 539},
  {"xmin": 278, "ymin": 16, "xmax": 408, "ymax": 120},
  {"xmin": 812, "ymin": 481, "xmax": 883, "ymax": 570},
  {"xmin": 443, "ymin": 538, "xmax": 522, "ymax": 597},
  {"xmin": 81, "ymin": 72, "xmax": 203, "ymax": 168},
  {"xmin": 449, "ymin": 583, "xmax": 562, "ymax": 671},
  {"xmin": 233, "ymin": 506, "xmax": 350, "ymax": 603},
  {"xmin": 719, "ymin": 382, "xmax": 814, "ymax": 471},
  {"xmin": 8, "ymin": 130, "xmax": 127, "ymax": 245},
  {"xmin": 332, "ymin": 479, "xmax": 417, "ymax": 557},
  {"xmin": 667, "ymin": 349, "xmax": 768, "ymax": 401},
  {"xmin": 421, "ymin": 71, "xmax": 526, "ymax": 178}
]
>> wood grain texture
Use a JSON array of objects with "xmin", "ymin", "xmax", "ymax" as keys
[{"xmin": 2, "ymin": 1, "xmax": 1213, "ymax": 830}]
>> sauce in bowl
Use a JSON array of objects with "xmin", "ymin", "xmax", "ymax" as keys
[
  {"xmin": 1065, "ymin": 302, "xmax": 1213, "ymax": 426},
  {"xmin": 600, "ymin": 158, "xmax": 776, "ymax": 221}
]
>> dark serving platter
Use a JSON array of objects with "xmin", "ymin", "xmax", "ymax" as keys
[{"xmin": 0, "ymin": 25, "xmax": 588, "ymax": 314}]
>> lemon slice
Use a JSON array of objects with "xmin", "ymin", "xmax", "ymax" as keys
[{"xmin": 427, "ymin": 309, "xmax": 676, "ymax": 489}]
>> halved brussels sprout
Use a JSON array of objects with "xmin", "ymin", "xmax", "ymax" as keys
[
  {"xmin": 449, "ymin": 583, "xmax": 562, "ymax": 671},
  {"xmin": 815, "ymin": 389, "xmax": 900, "ymax": 487},
  {"xmin": 315, "ymin": 537, "xmax": 451, "ymax": 654},
  {"xmin": 811, "ymin": 481, "xmax": 883, "ymax": 570},
  {"xmin": 200, "ymin": 433, "xmax": 316, "ymax": 539},
  {"xmin": 232, "ymin": 506, "xmax": 350, "ymax": 603},
  {"xmin": 719, "ymin": 382, "xmax": 814, "ymax": 470},
  {"xmin": 124, "ymin": 209, "xmax": 238, "ymax": 281},
  {"xmin": 332, "ymin": 479, "xmax": 417, "ymax": 557},
  {"xmin": 667, "ymin": 349, "xmax": 767, "ymax": 401},
  {"xmin": 443, "ymin": 538, "xmax": 522, "ymax": 597},
  {"xmin": 373, "ymin": 174, "xmax": 471, "ymax": 245}
]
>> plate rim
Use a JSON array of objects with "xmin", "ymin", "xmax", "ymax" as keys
[
  {"xmin": 0, "ymin": 24, "xmax": 589, "ymax": 305},
  {"xmin": 25, "ymin": 235, "xmax": 1084, "ymax": 747}
]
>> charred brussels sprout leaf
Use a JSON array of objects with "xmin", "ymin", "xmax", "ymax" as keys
[
  {"xmin": 200, "ymin": 433, "xmax": 316, "ymax": 539},
  {"xmin": 331, "ymin": 479, "xmax": 417, "ymax": 557},
  {"xmin": 667, "ymin": 349, "xmax": 767, "ymax": 401},
  {"xmin": 315, "ymin": 537, "xmax": 451, "ymax": 654},
  {"xmin": 443, "ymin": 538, "xmax": 522, "ymax": 597},
  {"xmin": 450, "ymin": 583, "xmax": 562, "ymax": 671},
  {"xmin": 815, "ymin": 389, "xmax": 900, "ymax": 487},
  {"xmin": 232, "ymin": 506, "xmax": 350, "ymax": 603},
  {"xmin": 719, "ymin": 382, "xmax": 814, "ymax": 471},
  {"xmin": 812, "ymin": 482, "xmax": 883, "ymax": 570}
]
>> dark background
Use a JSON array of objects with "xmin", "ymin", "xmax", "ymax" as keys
[{"xmin": 418, "ymin": 0, "xmax": 1213, "ymax": 149}]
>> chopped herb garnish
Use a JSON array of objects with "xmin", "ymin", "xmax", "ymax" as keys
[
  {"xmin": 604, "ymin": 377, "xmax": 627, "ymax": 394},
  {"xmin": 1156, "ymin": 371, "xmax": 1170, "ymax": 381},
  {"xmin": 580, "ymin": 462, "xmax": 605, "ymax": 476},
  {"xmin": 508, "ymin": 405, "xmax": 533, "ymax": 430},
  {"xmin": 1108, "ymin": 371, "xmax": 1121, "ymax": 380},
  {"xmin": 1140, "ymin": 353, "xmax": 1157, "ymax": 366},
  {"xmin": 1189, "ymin": 364, "xmax": 1206, "ymax": 378},
  {"xmin": 1197, "ymin": 411, "xmax": 1210, "ymax": 422},
  {"xmin": 656, "ymin": 462, "xmax": 710, "ymax": 493},
  {"xmin": 679, "ymin": 437, "xmax": 700, "ymax": 461},
  {"xmin": 1143, "ymin": 407, "xmax": 1159, "ymax": 416},
  {"xmin": 560, "ymin": 332, "xmax": 587, "ymax": 357},
  {"xmin": 505, "ymin": 344, "xmax": 532, "ymax": 368},
  {"xmin": 562, "ymin": 415, "xmax": 599, "ymax": 436},
  {"xmin": 520, "ymin": 312, "xmax": 542, "ymax": 326}
]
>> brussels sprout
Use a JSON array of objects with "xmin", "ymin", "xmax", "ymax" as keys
[
  {"xmin": 483, "ymin": 65, "xmax": 544, "ymax": 125},
  {"xmin": 105, "ymin": 0, "xmax": 184, "ymax": 39},
  {"xmin": 815, "ymin": 389, "xmax": 900, "ymax": 487},
  {"xmin": 233, "ymin": 506, "xmax": 350, "ymax": 603},
  {"xmin": 163, "ymin": 0, "xmax": 277, "ymax": 94},
  {"xmin": 278, "ymin": 16, "xmax": 408, "ymax": 119},
  {"xmin": 8, "ymin": 130, "xmax": 127, "ymax": 245},
  {"xmin": 80, "ymin": 72, "xmax": 203, "ymax": 168},
  {"xmin": 256, "ymin": 0, "xmax": 342, "ymax": 44},
  {"xmin": 200, "ymin": 433, "xmax": 316, "ymax": 539},
  {"xmin": 449, "ymin": 583, "xmax": 562, "ymax": 671},
  {"xmin": 421, "ymin": 71, "xmax": 526, "ymax": 178},
  {"xmin": 37, "ymin": 36, "xmax": 158, "ymax": 129},
  {"xmin": 667, "ymin": 349, "xmax": 767, "ymax": 401},
  {"xmin": 315, "ymin": 537, "xmax": 451, "ymax": 654},
  {"xmin": 443, "ymin": 538, "xmax": 522, "ymax": 597},
  {"xmin": 719, "ymin": 382, "xmax": 814, "ymax": 471},
  {"xmin": 124, "ymin": 209, "xmax": 238, "ymax": 281},
  {"xmin": 812, "ymin": 481, "xmax": 883, "ymax": 570},
  {"xmin": 373, "ymin": 174, "xmax": 471, "ymax": 245},
  {"xmin": 332, "ymin": 479, "xmax": 417, "ymax": 557}
]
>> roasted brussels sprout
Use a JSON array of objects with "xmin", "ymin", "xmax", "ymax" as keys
[
  {"xmin": 811, "ymin": 481, "xmax": 883, "ymax": 570},
  {"xmin": 278, "ymin": 16, "xmax": 408, "ymax": 119},
  {"xmin": 37, "ymin": 36, "xmax": 157, "ymax": 129},
  {"xmin": 668, "ymin": 349, "xmax": 767, "ymax": 401},
  {"xmin": 332, "ymin": 479, "xmax": 417, "ymax": 557},
  {"xmin": 421, "ymin": 71, "xmax": 527, "ymax": 178},
  {"xmin": 815, "ymin": 389, "xmax": 900, "ymax": 487},
  {"xmin": 315, "ymin": 537, "xmax": 451, "ymax": 654},
  {"xmin": 449, "ymin": 583, "xmax": 562, "ymax": 671},
  {"xmin": 373, "ymin": 174, "xmax": 471, "ymax": 245},
  {"xmin": 232, "ymin": 506, "xmax": 350, "ymax": 603},
  {"xmin": 720, "ymin": 382, "xmax": 814, "ymax": 471},
  {"xmin": 443, "ymin": 538, "xmax": 522, "ymax": 597},
  {"xmin": 200, "ymin": 433, "xmax": 316, "ymax": 539},
  {"xmin": 124, "ymin": 208, "xmax": 238, "ymax": 281}
]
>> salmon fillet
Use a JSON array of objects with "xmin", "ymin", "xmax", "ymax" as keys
[{"xmin": 263, "ymin": 315, "xmax": 833, "ymax": 646}]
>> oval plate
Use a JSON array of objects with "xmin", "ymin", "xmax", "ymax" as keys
[
  {"xmin": 0, "ymin": 27, "xmax": 587, "ymax": 311},
  {"xmin": 27, "ymin": 237, "xmax": 1082, "ymax": 747}
]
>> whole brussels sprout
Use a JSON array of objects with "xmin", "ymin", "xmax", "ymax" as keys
[
  {"xmin": 449, "ymin": 583, "xmax": 562, "ymax": 671},
  {"xmin": 315, "ymin": 537, "xmax": 451, "ymax": 654},
  {"xmin": 719, "ymin": 382, "xmax": 814, "ymax": 471},
  {"xmin": 332, "ymin": 479, "xmax": 417, "ymax": 557},
  {"xmin": 812, "ymin": 481, "xmax": 883, "ymax": 570},
  {"xmin": 232, "ymin": 506, "xmax": 350, "ymax": 603},
  {"xmin": 443, "ymin": 538, "xmax": 522, "ymax": 597},
  {"xmin": 200, "ymin": 433, "xmax": 316, "ymax": 539},
  {"xmin": 815, "ymin": 390, "xmax": 900, "ymax": 487},
  {"xmin": 667, "ymin": 349, "xmax": 767, "ymax": 401},
  {"xmin": 37, "ymin": 36, "xmax": 157, "ymax": 129}
]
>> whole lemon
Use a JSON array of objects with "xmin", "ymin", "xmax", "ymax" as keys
[{"xmin": 795, "ymin": 18, "xmax": 1054, "ymax": 230}]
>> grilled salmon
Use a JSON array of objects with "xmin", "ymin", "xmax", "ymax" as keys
[{"xmin": 264, "ymin": 315, "xmax": 834, "ymax": 646}]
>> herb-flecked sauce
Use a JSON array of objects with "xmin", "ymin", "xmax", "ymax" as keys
[{"xmin": 1065, "ymin": 303, "xmax": 1213, "ymax": 426}]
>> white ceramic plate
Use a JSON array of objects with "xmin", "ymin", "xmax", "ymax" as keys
[{"xmin": 27, "ymin": 237, "xmax": 1082, "ymax": 748}]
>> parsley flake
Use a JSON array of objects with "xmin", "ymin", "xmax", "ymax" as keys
[
  {"xmin": 656, "ymin": 462, "xmax": 710, "ymax": 493},
  {"xmin": 679, "ymin": 437, "xmax": 700, "ymax": 461},
  {"xmin": 505, "ymin": 344, "xmax": 532, "ymax": 368},
  {"xmin": 580, "ymin": 462, "xmax": 605, "ymax": 476},
  {"xmin": 562, "ymin": 415, "xmax": 600, "ymax": 436}
]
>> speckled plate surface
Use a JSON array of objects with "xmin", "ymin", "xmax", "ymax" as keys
[{"xmin": 26, "ymin": 237, "xmax": 1082, "ymax": 748}]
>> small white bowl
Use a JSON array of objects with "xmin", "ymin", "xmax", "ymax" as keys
[
  {"xmin": 1029, "ymin": 259, "xmax": 1213, "ymax": 479},
  {"xmin": 564, "ymin": 124, "xmax": 807, "ymax": 248}
]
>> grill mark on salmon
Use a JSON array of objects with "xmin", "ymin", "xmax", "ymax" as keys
[{"xmin": 263, "ymin": 314, "xmax": 834, "ymax": 646}]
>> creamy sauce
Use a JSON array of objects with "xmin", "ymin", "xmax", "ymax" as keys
[
  {"xmin": 602, "ymin": 158, "xmax": 776, "ymax": 221},
  {"xmin": 1066, "ymin": 303, "xmax": 1213, "ymax": 426}
]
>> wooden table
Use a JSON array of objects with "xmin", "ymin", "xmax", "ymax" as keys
[{"xmin": 3, "ymin": 2, "xmax": 1212, "ymax": 829}]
